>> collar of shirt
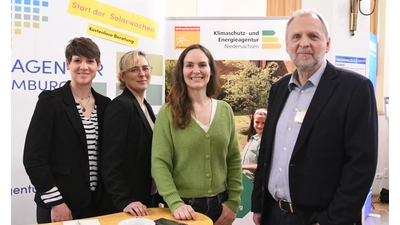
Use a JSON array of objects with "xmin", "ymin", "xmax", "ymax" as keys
[
  {"xmin": 251, "ymin": 132, "xmax": 262, "ymax": 141},
  {"xmin": 287, "ymin": 59, "xmax": 328, "ymax": 92}
]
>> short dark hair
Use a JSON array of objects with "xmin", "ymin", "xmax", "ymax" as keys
[{"xmin": 65, "ymin": 37, "xmax": 101, "ymax": 64}]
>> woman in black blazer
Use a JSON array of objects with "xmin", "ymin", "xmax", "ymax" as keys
[
  {"xmin": 101, "ymin": 50, "xmax": 163, "ymax": 216},
  {"xmin": 23, "ymin": 37, "xmax": 115, "ymax": 223}
]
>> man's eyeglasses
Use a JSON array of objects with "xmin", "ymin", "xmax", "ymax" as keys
[{"xmin": 129, "ymin": 66, "xmax": 152, "ymax": 75}]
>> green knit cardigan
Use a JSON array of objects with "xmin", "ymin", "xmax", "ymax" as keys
[{"xmin": 151, "ymin": 100, "xmax": 244, "ymax": 214}]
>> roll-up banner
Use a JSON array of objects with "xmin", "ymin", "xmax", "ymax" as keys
[
  {"xmin": 166, "ymin": 17, "xmax": 290, "ymax": 60},
  {"xmin": 166, "ymin": 17, "xmax": 291, "ymax": 225},
  {"xmin": 11, "ymin": 0, "xmax": 165, "ymax": 224}
]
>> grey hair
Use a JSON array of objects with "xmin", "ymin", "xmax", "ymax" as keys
[{"xmin": 285, "ymin": 9, "xmax": 330, "ymax": 40}]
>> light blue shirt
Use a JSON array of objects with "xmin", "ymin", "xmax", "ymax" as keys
[{"xmin": 268, "ymin": 60, "xmax": 327, "ymax": 202}]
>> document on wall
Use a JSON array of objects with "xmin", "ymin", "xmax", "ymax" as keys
[{"xmin": 335, "ymin": 55, "xmax": 366, "ymax": 77}]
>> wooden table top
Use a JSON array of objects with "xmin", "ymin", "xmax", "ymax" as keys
[{"xmin": 37, "ymin": 208, "xmax": 213, "ymax": 225}]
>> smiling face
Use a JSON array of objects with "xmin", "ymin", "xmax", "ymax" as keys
[
  {"xmin": 121, "ymin": 55, "xmax": 151, "ymax": 95},
  {"xmin": 285, "ymin": 14, "xmax": 331, "ymax": 73},
  {"xmin": 66, "ymin": 55, "xmax": 100, "ymax": 86},
  {"xmin": 182, "ymin": 49, "xmax": 211, "ymax": 91},
  {"xmin": 253, "ymin": 113, "xmax": 266, "ymax": 134}
]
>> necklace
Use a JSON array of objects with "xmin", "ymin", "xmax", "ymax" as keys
[
  {"xmin": 73, "ymin": 93, "xmax": 91, "ymax": 112},
  {"xmin": 74, "ymin": 93, "xmax": 91, "ymax": 100}
]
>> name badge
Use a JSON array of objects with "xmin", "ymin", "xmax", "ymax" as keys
[{"xmin": 294, "ymin": 109, "xmax": 306, "ymax": 124}]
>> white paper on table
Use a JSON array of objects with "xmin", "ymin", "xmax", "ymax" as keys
[{"xmin": 63, "ymin": 219, "xmax": 100, "ymax": 225}]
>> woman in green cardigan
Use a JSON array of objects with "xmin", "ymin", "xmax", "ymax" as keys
[{"xmin": 151, "ymin": 44, "xmax": 243, "ymax": 224}]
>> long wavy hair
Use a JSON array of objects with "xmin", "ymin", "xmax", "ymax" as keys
[{"xmin": 167, "ymin": 44, "xmax": 221, "ymax": 129}]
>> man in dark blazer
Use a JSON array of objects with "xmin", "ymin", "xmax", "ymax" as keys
[{"xmin": 251, "ymin": 9, "xmax": 378, "ymax": 225}]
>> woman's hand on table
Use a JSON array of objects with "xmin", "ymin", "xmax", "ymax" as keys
[
  {"xmin": 173, "ymin": 205, "xmax": 197, "ymax": 221},
  {"xmin": 51, "ymin": 203, "xmax": 72, "ymax": 222},
  {"xmin": 123, "ymin": 201, "xmax": 149, "ymax": 216}
]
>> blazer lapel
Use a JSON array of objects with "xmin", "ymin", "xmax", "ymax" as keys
[
  {"xmin": 134, "ymin": 99, "xmax": 154, "ymax": 135},
  {"xmin": 123, "ymin": 89, "xmax": 154, "ymax": 135},
  {"xmin": 267, "ymin": 76, "xmax": 291, "ymax": 154},
  {"xmin": 292, "ymin": 62, "xmax": 339, "ymax": 156},
  {"xmin": 62, "ymin": 82, "xmax": 87, "ymax": 147}
]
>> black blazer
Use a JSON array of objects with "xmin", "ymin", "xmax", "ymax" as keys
[
  {"xmin": 252, "ymin": 61, "xmax": 378, "ymax": 225},
  {"xmin": 101, "ymin": 88, "xmax": 156, "ymax": 211},
  {"xmin": 23, "ymin": 80, "xmax": 111, "ymax": 211}
]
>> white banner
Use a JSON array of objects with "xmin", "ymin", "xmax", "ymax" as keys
[
  {"xmin": 166, "ymin": 17, "xmax": 290, "ymax": 60},
  {"xmin": 11, "ymin": 0, "xmax": 165, "ymax": 224}
]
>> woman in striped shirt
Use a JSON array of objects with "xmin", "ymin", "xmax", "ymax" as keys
[{"xmin": 23, "ymin": 37, "xmax": 116, "ymax": 223}]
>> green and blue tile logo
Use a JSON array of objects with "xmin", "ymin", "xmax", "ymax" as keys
[{"xmin": 11, "ymin": 0, "xmax": 49, "ymax": 35}]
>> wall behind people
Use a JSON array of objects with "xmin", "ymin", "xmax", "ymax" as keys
[
  {"xmin": 166, "ymin": 0, "xmax": 389, "ymax": 196},
  {"xmin": 165, "ymin": 15, "xmax": 291, "ymax": 224},
  {"xmin": 11, "ymin": 1, "xmax": 165, "ymax": 224},
  {"xmin": 166, "ymin": 3, "xmax": 390, "ymax": 224}
]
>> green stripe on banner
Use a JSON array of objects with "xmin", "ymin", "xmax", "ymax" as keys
[
  {"xmin": 262, "ymin": 30, "xmax": 276, "ymax": 36},
  {"xmin": 237, "ymin": 173, "xmax": 254, "ymax": 218}
]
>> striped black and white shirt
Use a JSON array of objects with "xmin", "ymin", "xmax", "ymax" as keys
[{"xmin": 40, "ymin": 104, "xmax": 99, "ymax": 207}]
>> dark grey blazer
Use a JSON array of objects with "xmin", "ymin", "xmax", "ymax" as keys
[
  {"xmin": 23, "ymin": 80, "xmax": 112, "ymax": 211},
  {"xmin": 252, "ymin": 61, "xmax": 378, "ymax": 225},
  {"xmin": 101, "ymin": 88, "xmax": 156, "ymax": 211}
]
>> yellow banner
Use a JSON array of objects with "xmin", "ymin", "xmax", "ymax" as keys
[
  {"xmin": 87, "ymin": 23, "xmax": 139, "ymax": 47},
  {"xmin": 68, "ymin": 0, "xmax": 159, "ymax": 39},
  {"xmin": 174, "ymin": 26, "xmax": 200, "ymax": 50}
]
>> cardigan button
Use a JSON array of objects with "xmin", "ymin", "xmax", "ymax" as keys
[{"xmin": 205, "ymin": 134, "xmax": 210, "ymax": 139}]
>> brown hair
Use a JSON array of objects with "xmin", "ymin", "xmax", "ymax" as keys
[
  {"xmin": 167, "ymin": 44, "xmax": 221, "ymax": 129},
  {"xmin": 246, "ymin": 108, "xmax": 268, "ymax": 142},
  {"xmin": 65, "ymin": 37, "xmax": 101, "ymax": 64}
]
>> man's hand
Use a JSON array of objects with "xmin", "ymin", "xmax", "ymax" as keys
[
  {"xmin": 253, "ymin": 212, "xmax": 262, "ymax": 225},
  {"xmin": 214, "ymin": 204, "xmax": 236, "ymax": 225}
]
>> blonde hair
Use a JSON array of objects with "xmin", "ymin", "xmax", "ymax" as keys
[{"xmin": 117, "ymin": 50, "xmax": 149, "ymax": 90}]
